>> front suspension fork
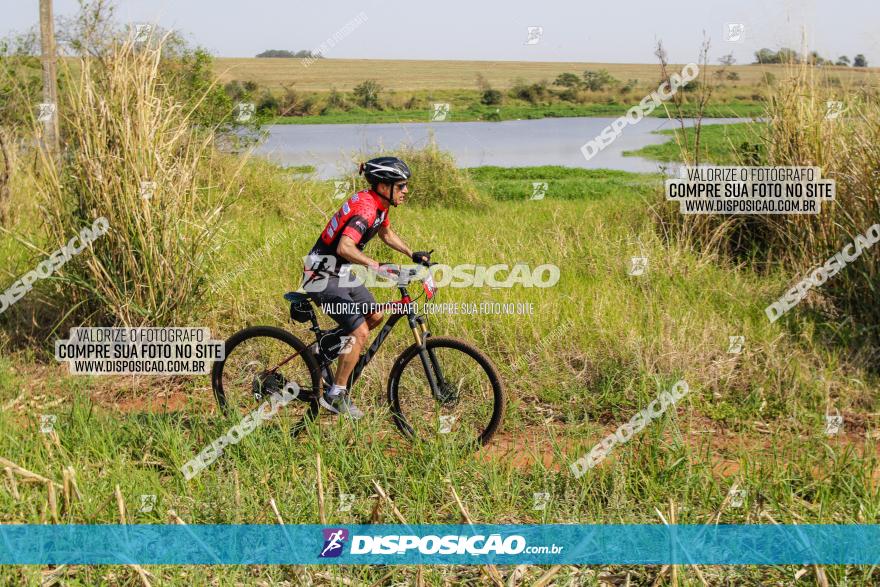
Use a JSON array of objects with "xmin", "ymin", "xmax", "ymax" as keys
[{"xmin": 410, "ymin": 316, "xmax": 447, "ymax": 400}]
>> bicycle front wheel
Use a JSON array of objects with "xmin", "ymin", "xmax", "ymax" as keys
[{"xmin": 387, "ymin": 336, "xmax": 505, "ymax": 447}]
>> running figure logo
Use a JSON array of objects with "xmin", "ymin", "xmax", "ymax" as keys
[{"xmin": 319, "ymin": 528, "xmax": 349, "ymax": 558}]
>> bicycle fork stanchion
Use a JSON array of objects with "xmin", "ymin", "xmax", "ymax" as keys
[{"xmin": 408, "ymin": 313, "xmax": 447, "ymax": 400}]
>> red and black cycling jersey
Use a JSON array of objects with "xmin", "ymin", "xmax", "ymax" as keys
[{"xmin": 306, "ymin": 189, "xmax": 390, "ymax": 274}]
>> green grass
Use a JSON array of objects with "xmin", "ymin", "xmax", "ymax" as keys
[
  {"xmin": 625, "ymin": 122, "xmax": 767, "ymax": 164},
  {"xmin": 1, "ymin": 161, "xmax": 879, "ymax": 585},
  {"xmin": 466, "ymin": 166, "xmax": 664, "ymax": 201},
  {"xmin": 269, "ymin": 100, "xmax": 765, "ymax": 125}
]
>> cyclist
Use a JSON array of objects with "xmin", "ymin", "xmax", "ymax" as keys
[{"xmin": 302, "ymin": 156, "xmax": 432, "ymax": 419}]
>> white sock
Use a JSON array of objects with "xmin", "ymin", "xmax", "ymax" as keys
[{"xmin": 328, "ymin": 384, "xmax": 346, "ymax": 398}]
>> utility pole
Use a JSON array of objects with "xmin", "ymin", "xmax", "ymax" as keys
[{"xmin": 39, "ymin": 0, "xmax": 60, "ymax": 162}]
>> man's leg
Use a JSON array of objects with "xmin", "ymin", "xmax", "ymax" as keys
[
  {"xmin": 320, "ymin": 283, "xmax": 382, "ymax": 419},
  {"xmin": 333, "ymin": 319, "xmax": 368, "ymax": 388},
  {"xmin": 333, "ymin": 310, "xmax": 383, "ymax": 386}
]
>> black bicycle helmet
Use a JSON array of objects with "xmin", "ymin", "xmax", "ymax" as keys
[{"xmin": 359, "ymin": 156, "xmax": 411, "ymax": 187}]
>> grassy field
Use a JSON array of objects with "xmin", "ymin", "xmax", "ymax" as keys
[
  {"xmin": 214, "ymin": 57, "xmax": 879, "ymax": 125},
  {"xmin": 268, "ymin": 99, "xmax": 764, "ymax": 125},
  {"xmin": 2, "ymin": 160, "xmax": 879, "ymax": 585},
  {"xmin": 213, "ymin": 58, "xmax": 878, "ymax": 91},
  {"xmin": 625, "ymin": 122, "xmax": 767, "ymax": 164}
]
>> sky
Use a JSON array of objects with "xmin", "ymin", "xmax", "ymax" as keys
[{"xmin": 3, "ymin": 0, "xmax": 878, "ymax": 65}]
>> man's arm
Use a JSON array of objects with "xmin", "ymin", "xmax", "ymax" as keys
[
  {"xmin": 378, "ymin": 226, "xmax": 413, "ymax": 258},
  {"xmin": 337, "ymin": 235, "xmax": 381, "ymax": 269}
]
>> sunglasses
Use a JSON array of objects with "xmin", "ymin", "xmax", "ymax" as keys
[{"xmin": 394, "ymin": 182, "xmax": 408, "ymax": 191}]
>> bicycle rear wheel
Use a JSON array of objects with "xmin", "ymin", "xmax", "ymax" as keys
[
  {"xmin": 387, "ymin": 336, "xmax": 505, "ymax": 447},
  {"xmin": 211, "ymin": 326, "xmax": 321, "ymax": 436}
]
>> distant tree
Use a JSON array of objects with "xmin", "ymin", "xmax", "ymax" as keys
[
  {"xmin": 256, "ymin": 49, "xmax": 296, "ymax": 58},
  {"xmin": 835, "ymin": 55, "xmax": 851, "ymax": 66},
  {"xmin": 256, "ymin": 49, "xmax": 322, "ymax": 59},
  {"xmin": 810, "ymin": 51, "xmax": 830, "ymax": 65},
  {"xmin": 718, "ymin": 53, "xmax": 736, "ymax": 66},
  {"xmin": 753, "ymin": 47, "xmax": 800, "ymax": 64},
  {"xmin": 776, "ymin": 47, "xmax": 800, "ymax": 63},
  {"xmin": 754, "ymin": 48, "xmax": 777, "ymax": 64},
  {"xmin": 352, "ymin": 79, "xmax": 382, "ymax": 108},
  {"xmin": 853, "ymin": 54, "xmax": 868, "ymax": 67},
  {"xmin": 553, "ymin": 72, "xmax": 581, "ymax": 88}
]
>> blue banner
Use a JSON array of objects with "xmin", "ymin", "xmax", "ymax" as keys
[{"xmin": 1, "ymin": 524, "xmax": 878, "ymax": 565}]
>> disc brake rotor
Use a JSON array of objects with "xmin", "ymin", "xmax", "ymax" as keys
[{"xmin": 437, "ymin": 381, "xmax": 460, "ymax": 407}]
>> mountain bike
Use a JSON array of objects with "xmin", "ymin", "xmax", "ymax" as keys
[{"xmin": 211, "ymin": 264, "xmax": 505, "ymax": 447}]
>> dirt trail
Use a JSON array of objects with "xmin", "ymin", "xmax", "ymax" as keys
[{"xmin": 6, "ymin": 363, "xmax": 879, "ymax": 485}]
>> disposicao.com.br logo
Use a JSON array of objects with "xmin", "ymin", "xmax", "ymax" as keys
[
  {"xmin": 319, "ymin": 530, "xmax": 563, "ymax": 557},
  {"xmin": 319, "ymin": 528, "xmax": 349, "ymax": 558}
]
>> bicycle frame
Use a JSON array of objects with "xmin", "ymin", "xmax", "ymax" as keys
[
  {"xmin": 272, "ymin": 280, "xmax": 448, "ymax": 399},
  {"xmin": 345, "ymin": 287, "xmax": 422, "ymax": 388}
]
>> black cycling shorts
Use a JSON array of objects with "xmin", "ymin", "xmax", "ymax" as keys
[{"xmin": 303, "ymin": 273, "xmax": 378, "ymax": 333}]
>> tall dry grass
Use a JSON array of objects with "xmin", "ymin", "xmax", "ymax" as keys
[
  {"xmin": 656, "ymin": 60, "xmax": 880, "ymax": 348},
  {"xmin": 32, "ymin": 35, "xmax": 245, "ymax": 327}
]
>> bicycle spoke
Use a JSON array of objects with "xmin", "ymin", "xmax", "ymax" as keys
[
  {"xmin": 215, "ymin": 329, "xmax": 319, "ymax": 434},
  {"xmin": 392, "ymin": 341, "xmax": 501, "ymax": 446}
]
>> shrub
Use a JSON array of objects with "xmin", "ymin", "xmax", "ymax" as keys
[
  {"xmin": 257, "ymin": 91, "xmax": 279, "ymax": 115},
  {"xmin": 582, "ymin": 69, "xmax": 618, "ymax": 91},
  {"xmin": 277, "ymin": 86, "xmax": 318, "ymax": 116},
  {"xmin": 557, "ymin": 88, "xmax": 579, "ymax": 102},
  {"xmin": 553, "ymin": 73, "xmax": 581, "ymax": 88},
  {"xmin": 363, "ymin": 136, "xmax": 485, "ymax": 209},
  {"xmin": 481, "ymin": 89, "xmax": 502, "ymax": 105},
  {"xmin": 353, "ymin": 79, "xmax": 382, "ymax": 109},
  {"xmin": 325, "ymin": 87, "xmax": 349, "ymax": 111},
  {"xmin": 509, "ymin": 78, "xmax": 548, "ymax": 104},
  {"xmin": 403, "ymin": 95, "xmax": 420, "ymax": 109}
]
